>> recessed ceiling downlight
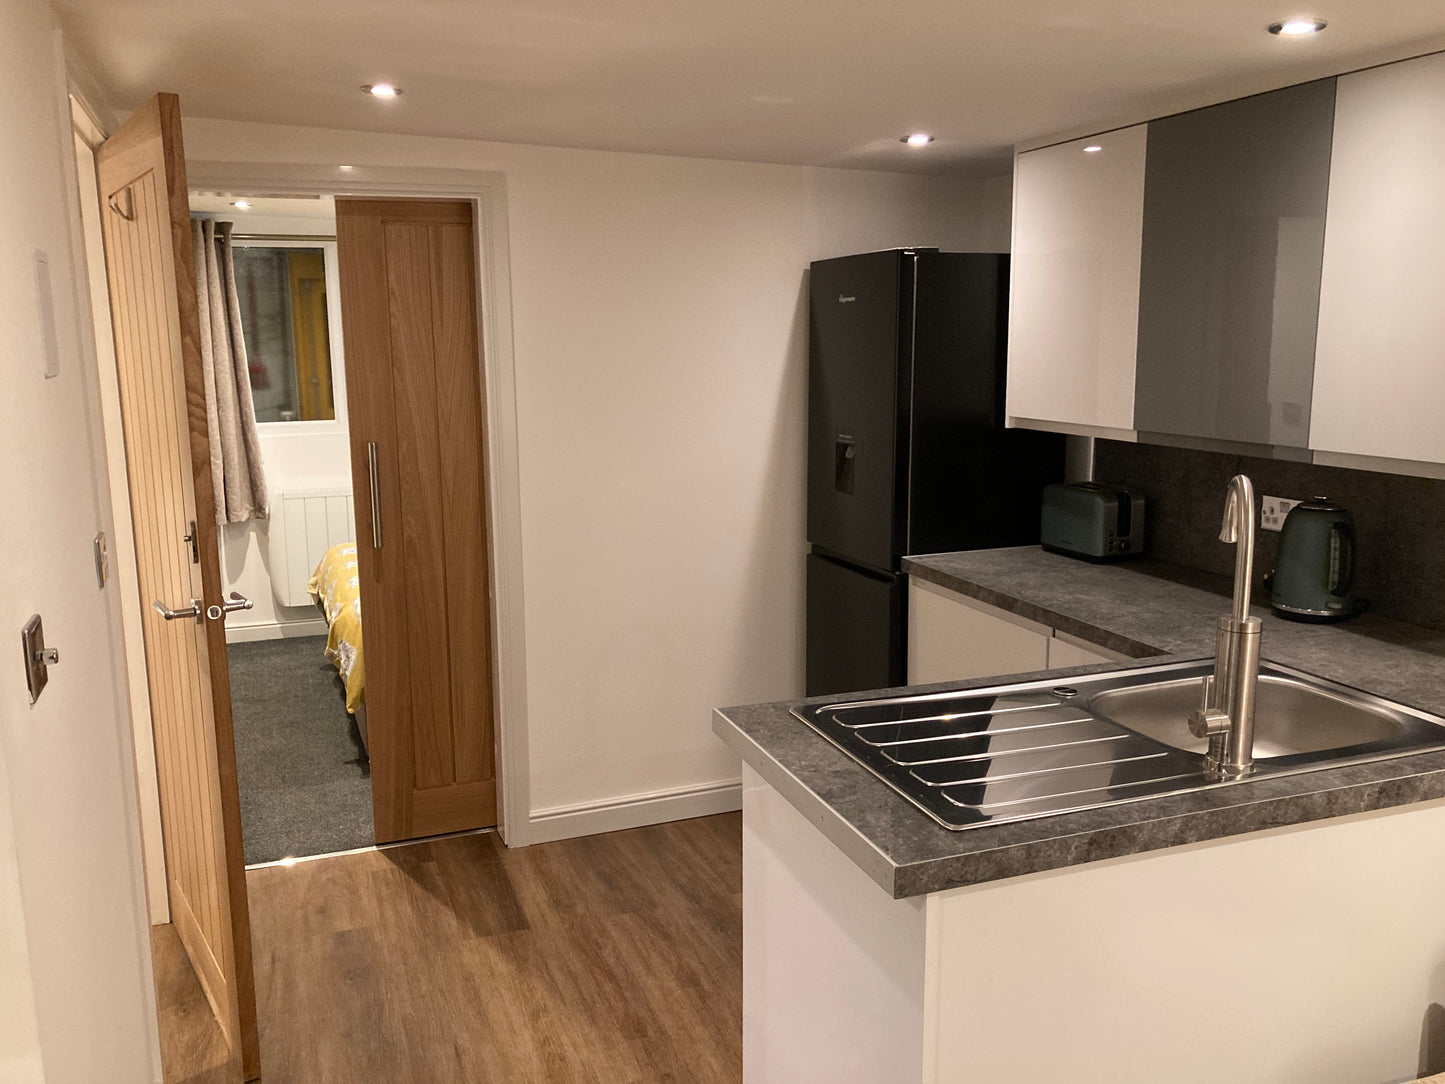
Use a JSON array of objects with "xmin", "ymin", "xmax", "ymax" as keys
[
  {"xmin": 902, "ymin": 133, "xmax": 934, "ymax": 146},
  {"xmin": 1083, "ymin": 145, "xmax": 1103, "ymax": 153},
  {"xmin": 231, "ymin": 199, "xmax": 251, "ymax": 210},
  {"xmin": 362, "ymin": 83, "xmax": 403, "ymax": 98},
  {"xmin": 1268, "ymin": 17, "xmax": 1327, "ymax": 35}
]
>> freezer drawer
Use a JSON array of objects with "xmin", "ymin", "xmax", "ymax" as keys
[{"xmin": 806, "ymin": 552, "xmax": 905, "ymax": 697}]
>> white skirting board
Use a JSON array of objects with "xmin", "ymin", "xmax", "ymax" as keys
[
  {"xmin": 523, "ymin": 777, "xmax": 742, "ymax": 846},
  {"xmin": 224, "ymin": 618, "xmax": 329, "ymax": 643}
]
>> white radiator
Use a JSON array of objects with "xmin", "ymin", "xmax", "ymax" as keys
[{"xmin": 266, "ymin": 487, "xmax": 356, "ymax": 607}]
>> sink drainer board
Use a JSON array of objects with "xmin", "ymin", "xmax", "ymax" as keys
[{"xmin": 792, "ymin": 659, "xmax": 1445, "ymax": 831}]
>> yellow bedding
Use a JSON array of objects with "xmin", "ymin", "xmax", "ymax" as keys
[{"xmin": 308, "ymin": 543, "xmax": 365, "ymax": 713}]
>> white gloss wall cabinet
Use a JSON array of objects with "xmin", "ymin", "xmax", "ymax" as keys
[
  {"xmin": 1007, "ymin": 125, "xmax": 1147, "ymax": 437},
  {"xmin": 1311, "ymin": 52, "xmax": 1445, "ymax": 470},
  {"xmin": 906, "ymin": 578, "xmax": 1129, "ymax": 686}
]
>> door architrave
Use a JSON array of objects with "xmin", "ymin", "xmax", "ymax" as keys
[{"xmin": 180, "ymin": 161, "xmax": 530, "ymax": 846}]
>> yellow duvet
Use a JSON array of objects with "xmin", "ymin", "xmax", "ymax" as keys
[{"xmin": 308, "ymin": 543, "xmax": 365, "ymax": 713}]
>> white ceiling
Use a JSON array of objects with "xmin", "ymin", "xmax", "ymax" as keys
[{"xmin": 57, "ymin": 0, "xmax": 1445, "ymax": 177}]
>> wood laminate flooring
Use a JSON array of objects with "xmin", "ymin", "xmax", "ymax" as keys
[
  {"xmin": 156, "ymin": 812, "xmax": 742, "ymax": 1083},
  {"xmin": 152, "ymin": 923, "xmax": 239, "ymax": 1084}
]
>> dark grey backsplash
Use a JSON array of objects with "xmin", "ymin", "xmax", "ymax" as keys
[{"xmin": 1093, "ymin": 440, "xmax": 1445, "ymax": 630}]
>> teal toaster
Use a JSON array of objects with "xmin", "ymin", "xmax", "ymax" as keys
[{"xmin": 1040, "ymin": 482, "xmax": 1144, "ymax": 560}]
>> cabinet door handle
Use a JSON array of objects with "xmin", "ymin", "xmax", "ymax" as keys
[{"xmin": 367, "ymin": 441, "xmax": 383, "ymax": 549}]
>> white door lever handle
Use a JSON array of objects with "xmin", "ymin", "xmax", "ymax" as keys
[
  {"xmin": 206, "ymin": 592, "xmax": 255, "ymax": 621},
  {"xmin": 153, "ymin": 598, "xmax": 203, "ymax": 623}
]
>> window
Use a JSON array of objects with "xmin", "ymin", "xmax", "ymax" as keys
[{"xmin": 233, "ymin": 245, "xmax": 337, "ymax": 423}]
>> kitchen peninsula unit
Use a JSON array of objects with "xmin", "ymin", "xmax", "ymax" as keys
[{"xmin": 716, "ymin": 547, "xmax": 1445, "ymax": 1083}]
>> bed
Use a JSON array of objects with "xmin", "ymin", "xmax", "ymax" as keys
[{"xmin": 308, "ymin": 542, "xmax": 368, "ymax": 750}]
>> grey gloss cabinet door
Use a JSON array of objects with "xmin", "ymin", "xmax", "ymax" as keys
[{"xmin": 1133, "ymin": 79, "xmax": 1336, "ymax": 449}]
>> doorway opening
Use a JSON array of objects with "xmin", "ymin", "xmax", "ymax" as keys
[{"xmin": 187, "ymin": 192, "xmax": 373, "ymax": 865}]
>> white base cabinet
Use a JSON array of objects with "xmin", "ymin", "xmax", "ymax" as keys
[
  {"xmin": 1046, "ymin": 629, "xmax": 1124, "ymax": 668},
  {"xmin": 907, "ymin": 577, "xmax": 1127, "ymax": 685},
  {"xmin": 742, "ymin": 766, "xmax": 926, "ymax": 1084},
  {"xmin": 744, "ymin": 761, "xmax": 1445, "ymax": 1083}
]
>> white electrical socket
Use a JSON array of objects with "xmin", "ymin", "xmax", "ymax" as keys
[{"xmin": 1260, "ymin": 495, "xmax": 1301, "ymax": 532}]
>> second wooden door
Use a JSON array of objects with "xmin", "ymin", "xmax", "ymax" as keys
[{"xmin": 336, "ymin": 198, "xmax": 497, "ymax": 843}]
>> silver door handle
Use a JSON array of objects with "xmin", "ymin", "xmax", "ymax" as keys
[
  {"xmin": 367, "ymin": 441, "xmax": 383, "ymax": 549},
  {"xmin": 206, "ymin": 592, "xmax": 254, "ymax": 621},
  {"xmin": 153, "ymin": 598, "xmax": 203, "ymax": 623}
]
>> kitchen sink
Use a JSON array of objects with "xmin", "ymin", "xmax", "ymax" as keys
[
  {"xmin": 792, "ymin": 659, "xmax": 1445, "ymax": 831},
  {"xmin": 1089, "ymin": 675, "xmax": 1409, "ymax": 758}
]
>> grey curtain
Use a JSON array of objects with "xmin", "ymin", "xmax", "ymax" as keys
[{"xmin": 192, "ymin": 218, "xmax": 267, "ymax": 523}]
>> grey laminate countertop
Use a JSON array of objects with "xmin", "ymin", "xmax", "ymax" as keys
[{"xmin": 712, "ymin": 546, "xmax": 1445, "ymax": 899}]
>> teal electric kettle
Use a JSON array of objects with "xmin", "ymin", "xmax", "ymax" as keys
[{"xmin": 1269, "ymin": 497, "xmax": 1358, "ymax": 622}]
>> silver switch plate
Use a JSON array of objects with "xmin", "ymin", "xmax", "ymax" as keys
[{"xmin": 21, "ymin": 614, "xmax": 54, "ymax": 705}]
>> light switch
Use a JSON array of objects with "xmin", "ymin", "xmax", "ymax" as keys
[
  {"xmin": 34, "ymin": 250, "xmax": 60, "ymax": 379},
  {"xmin": 1260, "ymin": 495, "xmax": 1301, "ymax": 532}
]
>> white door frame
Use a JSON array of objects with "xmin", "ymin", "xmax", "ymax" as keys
[
  {"xmin": 175, "ymin": 161, "xmax": 531, "ymax": 846},
  {"xmin": 70, "ymin": 97, "xmax": 172, "ymax": 924}
]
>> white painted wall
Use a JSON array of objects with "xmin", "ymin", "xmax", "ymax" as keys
[
  {"xmin": 0, "ymin": 0, "xmax": 159, "ymax": 1078},
  {"xmin": 0, "ymin": 757, "xmax": 43, "ymax": 1083},
  {"xmin": 973, "ymin": 172, "xmax": 1015, "ymax": 253},
  {"xmin": 180, "ymin": 116, "xmax": 1001, "ymax": 826}
]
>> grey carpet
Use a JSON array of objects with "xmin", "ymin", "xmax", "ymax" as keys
[{"xmin": 227, "ymin": 635, "xmax": 372, "ymax": 865}]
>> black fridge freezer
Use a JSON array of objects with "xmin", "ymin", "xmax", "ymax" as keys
[{"xmin": 806, "ymin": 248, "xmax": 1064, "ymax": 697}]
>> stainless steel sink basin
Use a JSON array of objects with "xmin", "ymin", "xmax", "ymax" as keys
[
  {"xmin": 792, "ymin": 658, "xmax": 1445, "ymax": 831},
  {"xmin": 1089, "ymin": 675, "xmax": 1408, "ymax": 758}
]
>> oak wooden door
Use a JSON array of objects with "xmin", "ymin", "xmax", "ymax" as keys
[
  {"xmin": 335, "ymin": 198, "xmax": 497, "ymax": 843},
  {"xmin": 96, "ymin": 94, "xmax": 259, "ymax": 1081}
]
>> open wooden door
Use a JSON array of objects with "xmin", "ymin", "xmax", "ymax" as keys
[
  {"xmin": 96, "ymin": 93, "xmax": 260, "ymax": 1081},
  {"xmin": 335, "ymin": 198, "xmax": 498, "ymax": 843}
]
